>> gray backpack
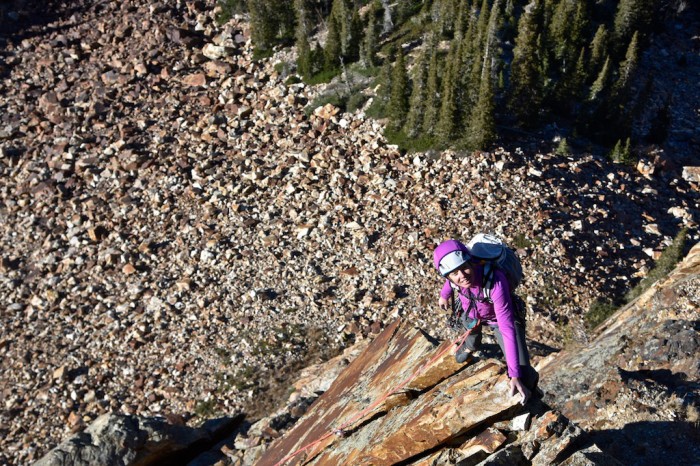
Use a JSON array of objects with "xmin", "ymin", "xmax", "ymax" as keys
[{"xmin": 467, "ymin": 233, "xmax": 523, "ymax": 301}]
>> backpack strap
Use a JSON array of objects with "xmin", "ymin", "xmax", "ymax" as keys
[{"xmin": 482, "ymin": 262, "xmax": 495, "ymax": 303}]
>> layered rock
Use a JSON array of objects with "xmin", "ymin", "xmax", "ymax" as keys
[
  {"xmin": 254, "ymin": 320, "xmax": 608, "ymax": 466},
  {"xmin": 540, "ymin": 242, "xmax": 700, "ymax": 465}
]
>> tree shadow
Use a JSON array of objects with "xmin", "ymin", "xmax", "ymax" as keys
[
  {"xmin": 529, "ymin": 151, "xmax": 699, "ymax": 304},
  {"xmin": 1, "ymin": 0, "xmax": 93, "ymax": 77}
]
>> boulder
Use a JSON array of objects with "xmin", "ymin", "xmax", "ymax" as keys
[{"xmin": 34, "ymin": 413, "xmax": 241, "ymax": 466}]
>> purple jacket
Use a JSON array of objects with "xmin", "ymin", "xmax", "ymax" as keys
[{"xmin": 440, "ymin": 265, "xmax": 522, "ymax": 378}]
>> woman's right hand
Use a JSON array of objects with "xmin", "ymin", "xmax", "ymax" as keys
[
  {"xmin": 509, "ymin": 377, "xmax": 531, "ymax": 405},
  {"xmin": 439, "ymin": 296, "xmax": 449, "ymax": 311}
]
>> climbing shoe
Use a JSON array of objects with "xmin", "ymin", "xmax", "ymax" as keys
[{"xmin": 455, "ymin": 343, "xmax": 472, "ymax": 364}]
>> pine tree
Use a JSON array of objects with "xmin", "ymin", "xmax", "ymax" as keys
[
  {"xmin": 502, "ymin": 0, "xmax": 516, "ymax": 39},
  {"xmin": 312, "ymin": 42, "xmax": 325, "ymax": 74},
  {"xmin": 454, "ymin": 0, "xmax": 469, "ymax": 38},
  {"xmin": 610, "ymin": 139, "xmax": 623, "ymax": 161},
  {"xmin": 589, "ymin": 25, "xmax": 608, "ymax": 74},
  {"xmin": 549, "ymin": 0, "xmax": 588, "ymax": 66},
  {"xmin": 248, "ymin": 0, "xmax": 295, "ymax": 53},
  {"xmin": 615, "ymin": 31, "xmax": 639, "ymax": 93},
  {"xmin": 388, "ymin": 47, "xmax": 410, "ymax": 130},
  {"xmin": 436, "ymin": 43, "xmax": 460, "ymax": 142},
  {"xmin": 573, "ymin": 47, "xmax": 587, "ymax": 96},
  {"xmin": 466, "ymin": 60, "xmax": 496, "ymax": 149},
  {"xmin": 458, "ymin": 6, "xmax": 479, "ymax": 111},
  {"xmin": 436, "ymin": 0, "xmax": 458, "ymax": 36},
  {"xmin": 610, "ymin": 138, "xmax": 631, "ymax": 163},
  {"xmin": 346, "ymin": 9, "xmax": 363, "ymax": 63},
  {"xmin": 377, "ymin": 47, "xmax": 394, "ymax": 105},
  {"xmin": 275, "ymin": 0, "xmax": 296, "ymax": 44},
  {"xmin": 361, "ymin": 4, "xmax": 379, "ymax": 68},
  {"xmin": 422, "ymin": 39, "xmax": 441, "ymax": 135},
  {"xmin": 404, "ymin": 42, "xmax": 429, "ymax": 138},
  {"xmin": 324, "ymin": 16, "xmax": 342, "ymax": 71},
  {"xmin": 248, "ymin": 0, "xmax": 277, "ymax": 52},
  {"xmin": 589, "ymin": 56, "xmax": 611, "ymax": 101},
  {"xmin": 330, "ymin": 0, "xmax": 353, "ymax": 57},
  {"xmin": 465, "ymin": 0, "xmax": 492, "ymax": 114},
  {"xmin": 465, "ymin": 0, "xmax": 499, "ymax": 149},
  {"xmin": 294, "ymin": 0, "xmax": 313, "ymax": 77},
  {"xmin": 613, "ymin": 0, "xmax": 656, "ymax": 47},
  {"xmin": 548, "ymin": 0, "xmax": 575, "ymax": 62},
  {"xmin": 508, "ymin": 1, "xmax": 543, "ymax": 126}
]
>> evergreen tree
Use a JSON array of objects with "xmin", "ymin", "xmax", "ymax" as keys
[
  {"xmin": 466, "ymin": 59, "xmax": 496, "ymax": 149},
  {"xmin": 458, "ymin": 6, "xmax": 479, "ymax": 110},
  {"xmin": 324, "ymin": 16, "xmax": 342, "ymax": 71},
  {"xmin": 473, "ymin": 0, "xmax": 491, "ymax": 54},
  {"xmin": 312, "ymin": 42, "xmax": 325, "ymax": 74},
  {"xmin": 248, "ymin": 0, "xmax": 277, "ymax": 52},
  {"xmin": 589, "ymin": 25, "xmax": 608, "ymax": 74},
  {"xmin": 422, "ymin": 39, "xmax": 441, "ymax": 135},
  {"xmin": 330, "ymin": 0, "xmax": 353, "ymax": 57},
  {"xmin": 454, "ymin": 0, "xmax": 471, "ymax": 38},
  {"xmin": 549, "ymin": 0, "xmax": 588, "ymax": 68},
  {"xmin": 613, "ymin": 0, "xmax": 656, "ymax": 47},
  {"xmin": 508, "ymin": 1, "xmax": 543, "ymax": 126},
  {"xmin": 346, "ymin": 9, "xmax": 363, "ymax": 63},
  {"xmin": 465, "ymin": 0, "xmax": 492, "ymax": 113},
  {"xmin": 610, "ymin": 137, "xmax": 631, "ymax": 163},
  {"xmin": 436, "ymin": 43, "xmax": 460, "ymax": 142},
  {"xmin": 361, "ymin": 4, "xmax": 379, "ymax": 68},
  {"xmin": 436, "ymin": 0, "xmax": 458, "ymax": 36},
  {"xmin": 248, "ymin": 0, "xmax": 296, "ymax": 53},
  {"xmin": 295, "ymin": 0, "xmax": 313, "ymax": 77},
  {"xmin": 377, "ymin": 47, "xmax": 395, "ymax": 105},
  {"xmin": 548, "ymin": 0, "xmax": 575, "ymax": 62},
  {"xmin": 465, "ymin": 0, "xmax": 499, "ymax": 149},
  {"xmin": 388, "ymin": 47, "xmax": 410, "ymax": 130},
  {"xmin": 589, "ymin": 56, "xmax": 611, "ymax": 101},
  {"xmin": 573, "ymin": 47, "xmax": 587, "ymax": 96},
  {"xmin": 404, "ymin": 42, "xmax": 429, "ymax": 138},
  {"xmin": 296, "ymin": 31, "xmax": 313, "ymax": 77},
  {"xmin": 502, "ymin": 0, "xmax": 516, "ymax": 39},
  {"xmin": 610, "ymin": 138, "xmax": 623, "ymax": 161},
  {"xmin": 615, "ymin": 31, "xmax": 639, "ymax": 93}
]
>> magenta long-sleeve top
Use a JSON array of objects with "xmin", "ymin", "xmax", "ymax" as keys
[{"xmin": 440, "ymin": 265, "xmax": 522, "ymax": 378}]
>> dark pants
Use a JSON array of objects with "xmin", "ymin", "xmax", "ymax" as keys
[{"xmin": 462, "ymin": 316, "xmax": 539, "ymax": 390}]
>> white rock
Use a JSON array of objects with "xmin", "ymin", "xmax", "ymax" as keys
[
  {"xmin": 511, "ymin": 412, "xmax": 531, "ymax": 431},
  {"xmin": 202, "ymin": 43, "xmax": 228, "ymax": 60}
]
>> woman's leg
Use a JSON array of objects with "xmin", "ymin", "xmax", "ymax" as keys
[
  {"xmin": 491, "ymin": 323, "xmax": 539, "ymax": 390},
  {"xmin": 455, "ymin": 322, "xmax": 482, "ymax": 363}
]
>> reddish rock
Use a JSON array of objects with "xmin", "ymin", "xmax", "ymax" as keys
[{"xmin": 182, "ymin": 72, "xmax": 207, "ymax": 87}]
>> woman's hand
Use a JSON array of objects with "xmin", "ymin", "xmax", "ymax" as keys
[
  {"xmin": 509, "ymin": 377, "xmax": 531, "ymax": 405},
  {"xmin": 439, "ymin": 296, "xmax": 449, "ymax": 311}
]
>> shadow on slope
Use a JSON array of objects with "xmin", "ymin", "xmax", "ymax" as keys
[{"xmin": 589, "ymin": 420, "xmax": 700, "ymax": 466}]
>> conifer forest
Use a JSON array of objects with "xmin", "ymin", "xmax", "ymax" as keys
[{"xmin": 219, "ymin": 0, "xmax": 680, "ymax": 156}]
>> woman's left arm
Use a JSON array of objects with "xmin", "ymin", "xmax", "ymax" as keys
[{"xmin": 490, "ymin": 271, "xmax": 521, "ymax": 379}]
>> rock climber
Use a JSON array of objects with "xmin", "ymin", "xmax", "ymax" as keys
[{"xmin": 433, "ymin": 239, "xmax": 540, "ymax": 404}]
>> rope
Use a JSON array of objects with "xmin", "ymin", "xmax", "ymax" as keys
[{"xmin": 273, "ymin": 321, "xmax": 480, "ymax": 466}]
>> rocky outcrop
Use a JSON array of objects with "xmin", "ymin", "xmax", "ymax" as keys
[
  {"xmin": 34, "ymin": 413, "xmax": 242, "ymax": 466},
  {"xmin": 540, "ymin": 242, "xmax": 700, "ymax": 465},
  {"xmin": 253, "ymin": 320, "xmax": 608, "ymax": 466},
  {"xmin": 33, "ymin": 233, "xmax": 700, "ymax": 466}
]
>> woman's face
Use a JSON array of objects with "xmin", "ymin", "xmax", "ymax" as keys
[{"xmin": 447, "ymin": 263, "xmax": 474, "ymax": 289}]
